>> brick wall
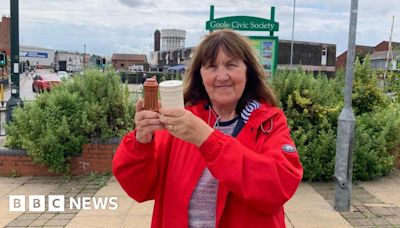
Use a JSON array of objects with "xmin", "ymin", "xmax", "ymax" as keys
[
  {"xmin": 71, "ymin": 144, "xmax": 117, "ymax": 175},
  {"xmin": 0, "ymin": 143, "xmax": 119, "ymax": 176},
  {"xmin": 0, "ymin": 16, "xmax": 11, "ymax": 55}
]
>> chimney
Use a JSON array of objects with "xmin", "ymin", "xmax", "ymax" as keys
[{"xmin": 154, "ymin": 30, "xmax": 160, "ymax": 51}]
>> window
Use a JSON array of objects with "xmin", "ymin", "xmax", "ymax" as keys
[{"xmin": 321, "ymin": 47, "xmax": 327, "ymax": 66}]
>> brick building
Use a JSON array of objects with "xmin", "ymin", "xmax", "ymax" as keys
[
  {"xmin": 111, "ymin": 53, "xmax": 149, "ymax": 71},
  {"xmin": 370, "ymin": 41, "xmax": 400, "ymax": 71},
  {"xmin": 336, "ymin": 41, "xmax": 400, "ymax": 72},
  {"xmin": 0, "ymin": 16, "xmax": 10, "ymax": 56},
  {"xmin": 336, "ymin": 45, "xmax": 374, "ymax": 70},
  {"xmin": 374, "ymin": 41, "xmax": 400, "ymax": 52}
]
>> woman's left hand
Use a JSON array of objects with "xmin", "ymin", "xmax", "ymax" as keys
[{"xmin": 159, "ymin": 108, "xmax": 213, "ymax": 147}]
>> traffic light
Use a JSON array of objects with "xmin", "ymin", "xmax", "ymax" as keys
[
  {"xmin": 102, "ymin": 58, "xmax": 106, "ymax": 66},
  {"xmin": 96, "ymin": 57, "xmax": 101, "ymax": 66},
  {"xmin": 0, "ymin": 52, "xmax": 6, "ymax": 66}
]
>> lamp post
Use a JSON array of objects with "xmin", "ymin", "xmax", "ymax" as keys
[
  {"xmin": 334, "ymin": 0, "xmax": 358, "ymax": 212},
  {"xmin": 83, "ymin": 44, "xmax": 86, "ymax": 69},
  {"xmin": 6, "ymin": 0, "xmax": 23, "ymax": 122},
  {"xmin": 289, "ymin": 0, "xmax": 296, "ymax": 68}
]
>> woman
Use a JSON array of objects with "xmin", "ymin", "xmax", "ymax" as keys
[{"xmin": 113, "ymin": 29, "xmax": 303, "ymax": 228}]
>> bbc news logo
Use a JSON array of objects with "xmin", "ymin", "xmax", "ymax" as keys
[{"xmin": 9, "ymin": 195, "xmax": 118, "ymax": 212}]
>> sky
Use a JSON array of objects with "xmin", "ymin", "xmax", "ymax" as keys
[{"xmin": 0, "ymin": 0, "xmax": 399, "ymax": 59}]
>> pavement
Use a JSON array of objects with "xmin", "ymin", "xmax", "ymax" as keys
[{"xmin": 0, "ymin": 169, "xmax": 399, "ymax": 228}]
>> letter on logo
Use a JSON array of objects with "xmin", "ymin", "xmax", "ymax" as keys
[
  {"xmin": 29, "ymin": 195, "xmax": 45, "ymax": 212},
  {"xmin": 9, "ymin": 195, "xmax": 25, "ymax": 212},
  {"xmin": 49, "ymin": 195, "xmax": 65, "ymax": 212}
]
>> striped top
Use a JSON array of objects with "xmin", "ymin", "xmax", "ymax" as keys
[
  {"xmin": 188, "ymin": 117, "xmax": 238, "ymax": 228},
  {"xmin": 240, "ymin": 100, "xmax": 261, "ymax": 123},
  {"xmin": 188, "ymin": 100, "xmax": 261, "ymax": 227}
]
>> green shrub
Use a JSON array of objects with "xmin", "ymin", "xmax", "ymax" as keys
[
  {"xmin": 5, "ymin": 69, "xmax": 135, "ymax": 173},
  {"xmin": 272, "ymin": 65, "xmax": 400, "ymax": 181},
  {"xmin": 353, "ymin": 103, "xmax": 400, "ymax": 180},
  {"xmin": 352, "ymin": 81, "xmax": 389, "ymax": 115},
  {"xmin": 351, "ymin": 57, "xmax": 389, "ymax": 115},
  {"xmin": 273, "ymin": 70, "xmax": 342, "ymax": 181},
  {"xmin": 386, "ymin": 71, "xmax": 400, "ymax": 102}
]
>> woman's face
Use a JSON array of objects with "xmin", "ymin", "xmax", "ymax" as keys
[{"xmin": 200, "ymin": 48, "xmax": 247, "ymax": 110}]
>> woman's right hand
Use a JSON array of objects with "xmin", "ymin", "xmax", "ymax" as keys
[{"xmin": 135, "ymin": 99, "xmax": 164, "ymax": 144}]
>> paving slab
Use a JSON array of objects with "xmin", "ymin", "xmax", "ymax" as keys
[
  {"xmin": 66, "ymin": 215, "xmax": 126, "ymax": 228},
  {"xmin": 0, "ymin": 198, "xmax": 23, "ymax": 228},
  {"xmin": 68, "ymin": 176, "xmax": 153, "ymax": 227},
  {"xmin": 2, "ymin": 180, "xmax": 61, "ymax": 227},
  {"xmin": 1, "ymin": 175, "xmax": 104, "ymax": 228},
  {"xmin": 359, "ymin": 169, "xmax": 400, "ymax": 207},
  {"xmin": 121, "ymin": 215, "xmax": 152, "ymax": 228},
  {"xmin": 312, "ymin": 176, "xmax": 400, "ymax": 228},
  {"xmin": 285, "ymin": 183, "xmax": 352, "ymax": 228}
]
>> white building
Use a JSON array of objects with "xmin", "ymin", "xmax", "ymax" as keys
[
  {"xmin": 20, "ymin": 45, "xmax": 55, "ymax": 68},
  {"xmin": 370, "ymin": 50, "xmax": 400, "ymax": 71},
  {"xmin": 54, "ymin": 50, "xmax": 84, "ymax": 72},
  {"xmin": 161, "ymin": 29, "xmax": 186, "ymax": 51}
]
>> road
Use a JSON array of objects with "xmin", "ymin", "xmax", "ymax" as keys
[{"xmin": 3, "ymin": 69, "xmax": 53, "ymax": 102}]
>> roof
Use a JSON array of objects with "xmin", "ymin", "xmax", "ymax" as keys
[
  {"xmin": 337, "ymin": 45, "xmax": 374, "ymax": 59},
  {"xmin": 370, "ymin": 50, "xmax": 400, "ymax": 60},
  {"xmin": 375, "ymin": 41, "xmax": 400, "ymax": 48},
  {"xmin": 20, "ymin": 45, "xmax": 54, "ymax": 51},
  {"xmin": 111, "ymin": 53, "xmax": 148, "ymax": 62}
]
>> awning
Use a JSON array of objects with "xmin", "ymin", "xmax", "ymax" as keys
[{"xmin": 167, "ymin": 64, "xmax": 186, "ymax": 72}]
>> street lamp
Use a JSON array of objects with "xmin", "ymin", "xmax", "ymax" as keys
[
  {"xmin": 334, "ymin": 0, "xmax": 358, "ymax": 212},
  {"xmin": 290, "ymin": 0, "xmax": 296, "ymax": 67},
  {"xmin": 6, "ymin": 0, "xmax": 23, "ymax": 122}
]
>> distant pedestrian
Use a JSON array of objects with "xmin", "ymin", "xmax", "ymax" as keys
[{"xmin": 141, "ymin": 73, "xmax": 147, "ymax": 84}]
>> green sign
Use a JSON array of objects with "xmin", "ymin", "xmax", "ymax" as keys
[
  {"xmin": 249, "ymin": 36, "xmax": 278, "ymax": 77},
  {"xmin": 206, "ymin": 16, "xmax": 279, "ymax": 32},
  {"xmin": 206, "ymin": 5, "xmax": 279, "ymax": 77}
]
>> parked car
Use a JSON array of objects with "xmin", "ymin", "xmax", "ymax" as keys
[{"xmin": 32, "ymin": 74, "xmax": 62, "ymax": 92}]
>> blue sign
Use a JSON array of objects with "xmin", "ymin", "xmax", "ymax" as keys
[{"xmin": 20, "ymin": 51, "xmax": 48, "ymax": 58}]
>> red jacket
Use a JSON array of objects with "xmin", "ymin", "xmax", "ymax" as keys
[{"xmin": 112, "ymin": 100, "xmax": 303, "ymax": 228}]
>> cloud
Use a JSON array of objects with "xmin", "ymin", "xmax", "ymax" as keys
[
  {"xmin": 118, "ymin": 0, "xmax": 156, "ymax": 8},
  {"xmin": 1, "ymin": 0, "xmax": 399, "ymax": 57}
]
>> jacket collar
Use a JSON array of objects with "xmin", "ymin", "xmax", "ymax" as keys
[{"xmin": 188, "ymin": 100, "xmax": 278, "ymax": 130}]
